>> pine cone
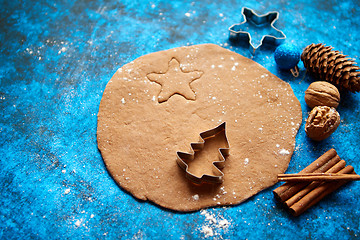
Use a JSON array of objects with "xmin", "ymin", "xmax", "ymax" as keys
[{"xmin": 301, "ymin": 43, "xmax": 360, "ymax": 93}]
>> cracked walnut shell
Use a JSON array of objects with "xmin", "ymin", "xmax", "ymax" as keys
[
  {"xmin": 305, "ymin": 106, "xmax": 340, "ymax": 141},
  {"xmin": 305, "ymin": 81, "xmax": 340, "ymax": 108}
]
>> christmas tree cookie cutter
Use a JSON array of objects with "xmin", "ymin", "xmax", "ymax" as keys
[
  {"xmin": 229, "ymin": 7, "xmax": 286, "ymax": 55},
  {"xmin": 176, "ymin": 122, "xmax": 230, "ymax": 184}
]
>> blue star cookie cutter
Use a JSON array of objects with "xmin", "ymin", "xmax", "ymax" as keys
[{"xmin": 229, "ymin": 7, "xmax": 286, "ymax": 55}]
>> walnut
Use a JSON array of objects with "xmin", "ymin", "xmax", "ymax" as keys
[
  {"xmin": 305, "ymin": 106, "xmax": 340, "ymax": 141},
  {"xmin": 305, "ymin": 81, "xmax": 340, "ymax": 108}
]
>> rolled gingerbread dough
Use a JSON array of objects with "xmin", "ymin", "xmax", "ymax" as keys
[{"xmin": 97, "ymin": 44, "xmax": 302, "ymax": 211}]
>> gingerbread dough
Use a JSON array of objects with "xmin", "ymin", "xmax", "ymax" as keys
[{"xmin": 97, "ymin": 44, "xmax": 302, "ymax": 211}]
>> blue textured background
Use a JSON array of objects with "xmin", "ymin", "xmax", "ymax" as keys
[{"xmin": 1, "ymin": 0, "xmax": 359, "ymax": 239}]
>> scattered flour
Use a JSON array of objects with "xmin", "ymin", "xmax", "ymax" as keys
[
  {"xmin": 219, "ymin": 186, "xmax": 227, "ymax": 195},
  {"xmin": 199, "ymin": 210, "xmax": 231, "ymax": 238},
  {"xmin": 279, "ymin": 149, "xmax": 290, "ymax": 155},
  {"xmin": 201, "ymin": 226, "xmax": 214, "ymax": 238},
  {"xmin": 74, "ymin": 219, "xmax": 82, "ymax": 227},
  {"xmin": 192, "ymin": 194, "xmax": 199, "ymax": 201}
]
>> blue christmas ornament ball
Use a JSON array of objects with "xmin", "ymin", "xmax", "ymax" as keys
[{"xmin": 274, "ymin": 43, "xmax": 301, "ymax": 70}]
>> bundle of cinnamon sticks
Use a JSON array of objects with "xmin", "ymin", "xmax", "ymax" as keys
[{"xmin": 273, "ymin": 149, "xmax": 358, "ymax": 216}]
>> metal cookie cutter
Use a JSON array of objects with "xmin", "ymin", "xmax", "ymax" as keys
[
  {"xmin": 176, "ymin": 122, "xmax": 230, "ymax": 184},
  {"xmin": 229, "ymin": 7, "xmax": 286, "ymax": 54}
]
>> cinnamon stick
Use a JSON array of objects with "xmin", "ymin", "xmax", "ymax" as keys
[
  {"xmin": 284, "ymin": 160, "xmax": 346, "ymax": 208},
  {"xmin": 278, "ymin": 174, "xmax": 360, "ymax": 182},
  {"xmin": 273, "ymin": 149, "xmax": 340, "ymax": 202},
  {"xmin": 289, "ymin": 165, "xmax": 354, "ymax": 216}
]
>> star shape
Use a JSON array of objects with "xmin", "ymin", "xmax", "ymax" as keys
[
  {"xmin": 147, "ymin": 58, "xmax": 203, "ymax": 103},
  {"xmin": 229, "ymin": 7, "xmax": 286, "ymax": 54}
]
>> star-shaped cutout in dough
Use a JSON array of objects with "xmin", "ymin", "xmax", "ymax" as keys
[
  {"xmin": 229, "ymin": 7, "xmax": 286, "ymax": 54},
  {"xmin": 147, "ymin": 58, "xmax": 203, "ymax": 103}
]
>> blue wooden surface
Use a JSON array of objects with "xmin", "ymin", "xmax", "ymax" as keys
[{"xmin": 1, "ymin": 0, "xmax": 359, "ymax": 239}]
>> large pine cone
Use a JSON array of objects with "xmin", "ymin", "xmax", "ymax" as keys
[{"xmin": 301, "ymin": 43, "xmax": 360, "ymax": 93}]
